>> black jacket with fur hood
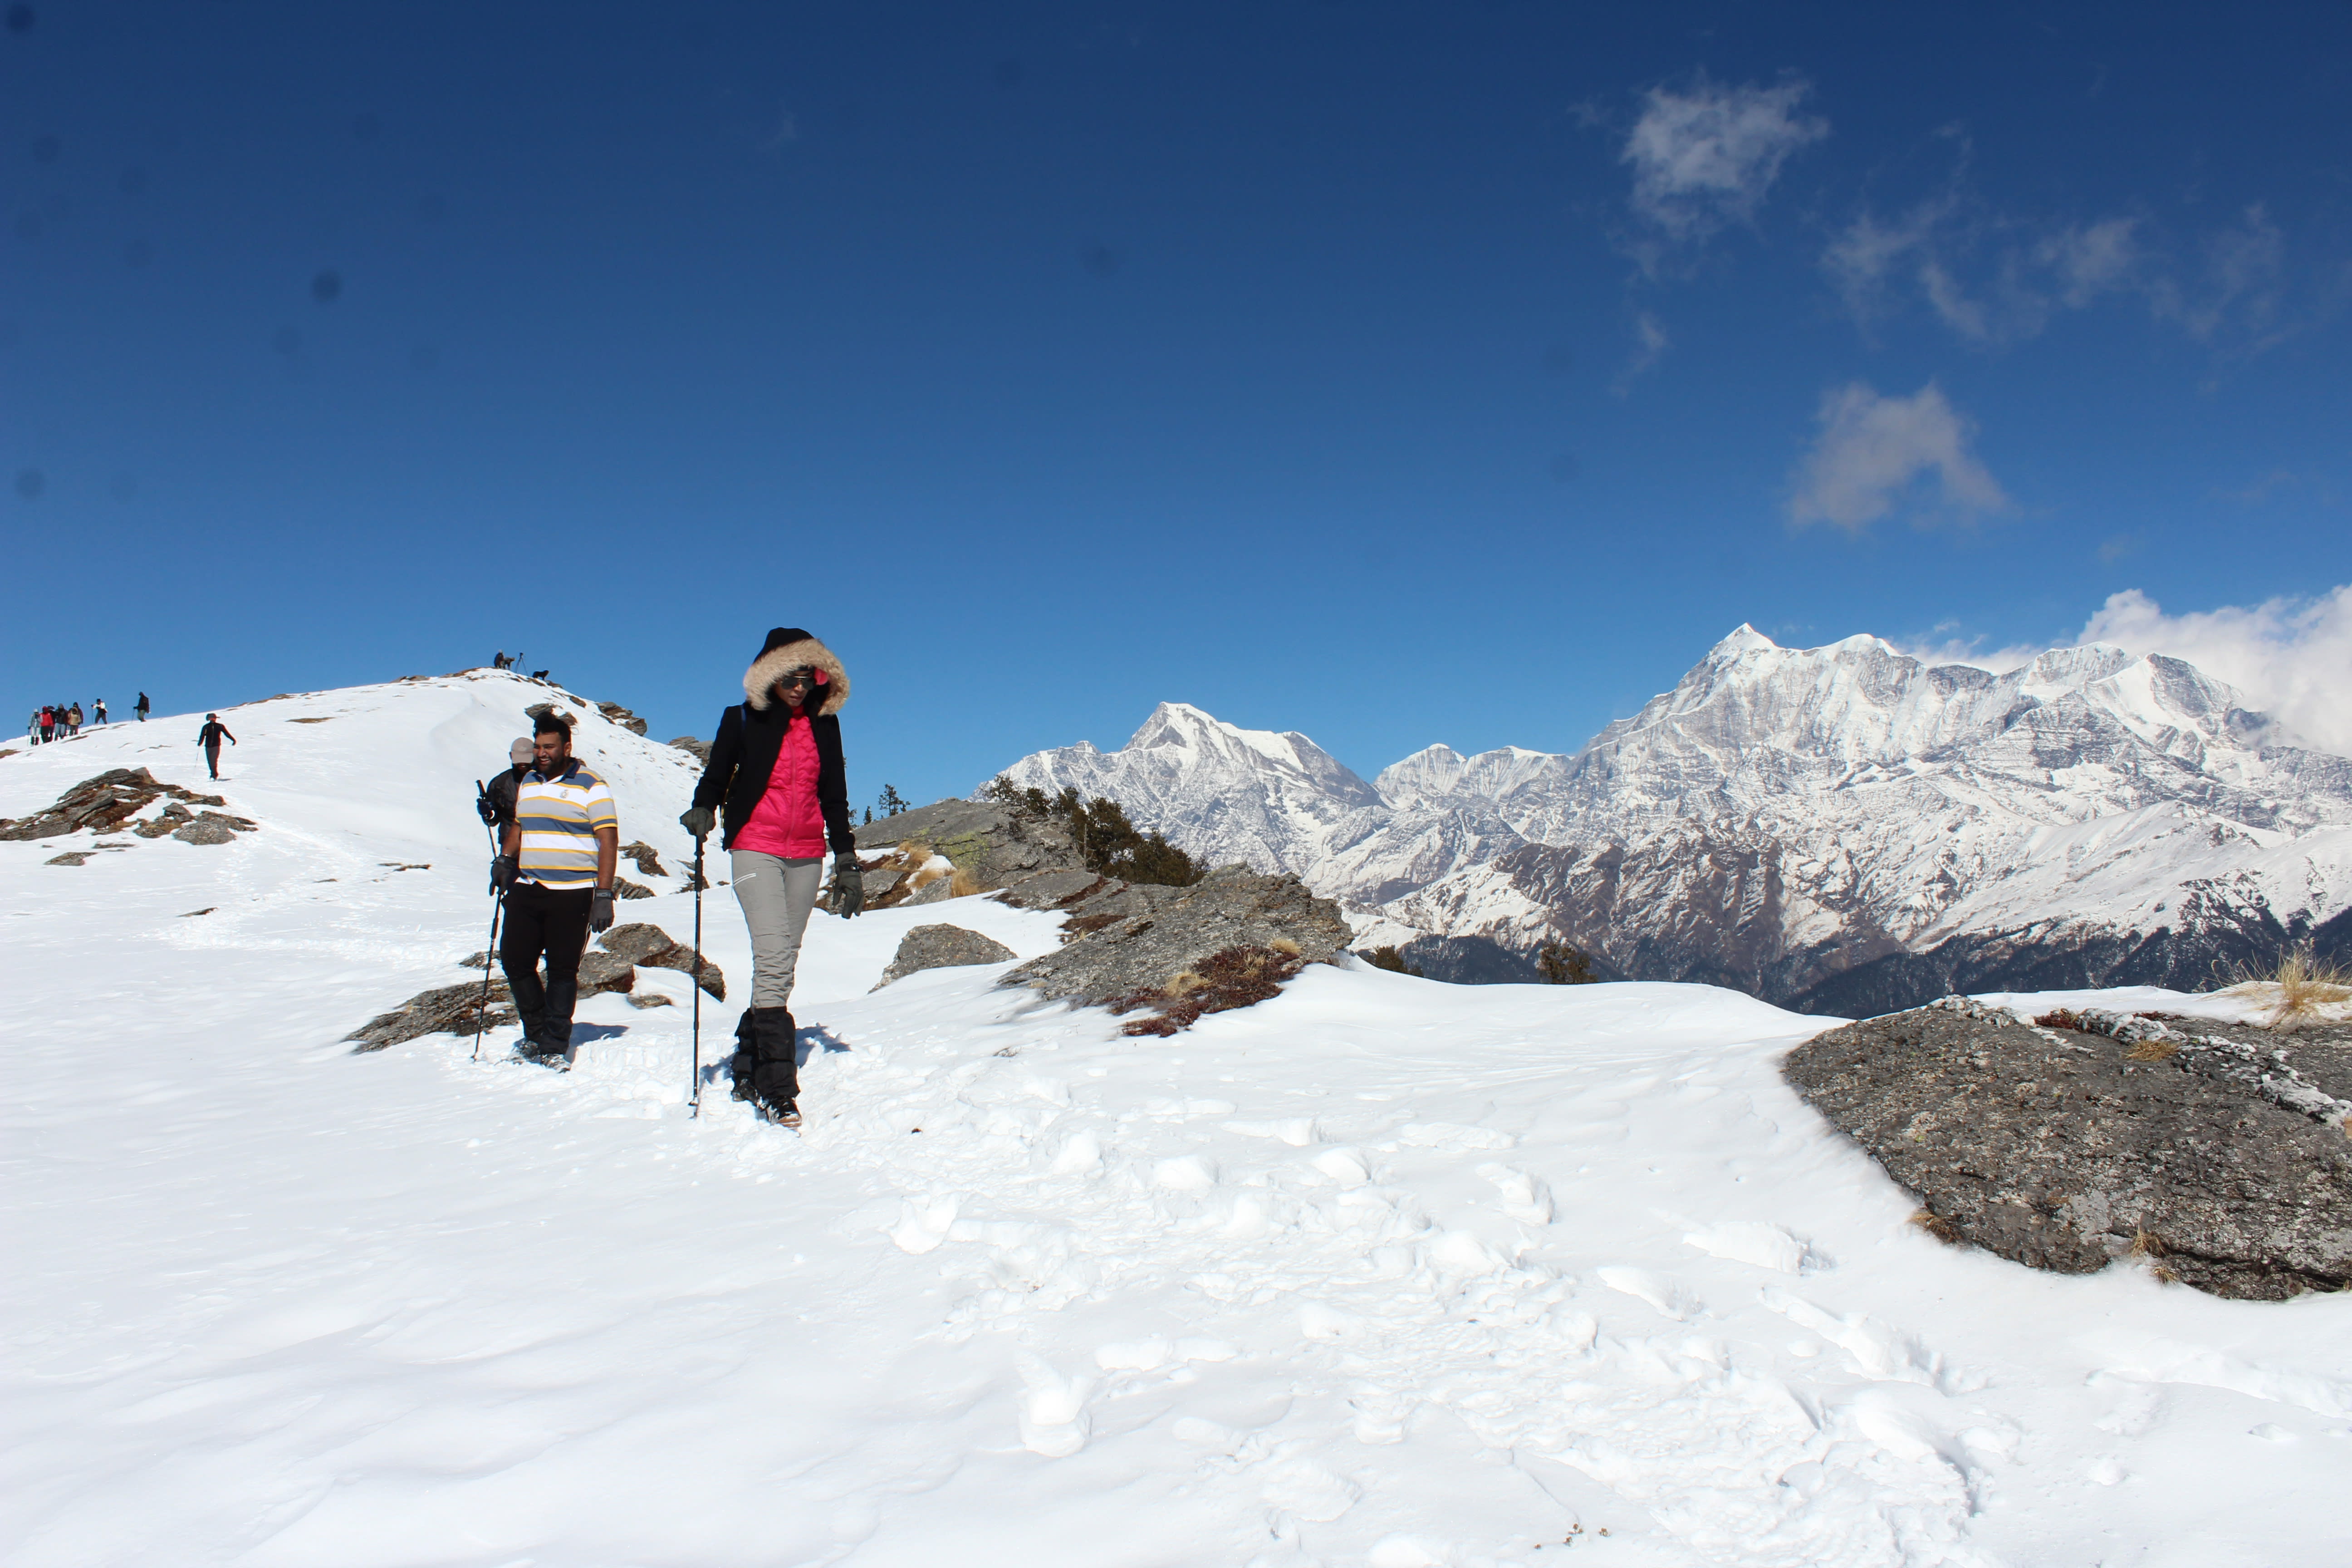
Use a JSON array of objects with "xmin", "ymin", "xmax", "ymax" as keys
[{"xmin": 690, "ymin": 628, "xmax": 856, "ymax": 856}]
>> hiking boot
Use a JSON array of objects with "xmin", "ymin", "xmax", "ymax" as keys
[{"xmin": 756, "ymin": 1095, "xmax": 801, "ymax": 1129}]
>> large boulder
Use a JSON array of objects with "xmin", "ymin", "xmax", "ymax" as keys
[
  {"xmin": 1000, "ymin": 865, "xmax": 1351, "ymax": 1014},
  {"xmin": 1783, "ymin": 996, "xmax": 2352, "ymax": 1299},
  {"xmin": 873, "ymin": 924, "xmax": 1017, "ymax": 990}
]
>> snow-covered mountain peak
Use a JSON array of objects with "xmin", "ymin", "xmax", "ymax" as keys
[
  {"xmin": 1374, "ymin": 744, "xmax": 1468, "ymax": 807},
  {"xmin": 1708, "ymin": 623, "xmax": 1780, "ymax": 658}
]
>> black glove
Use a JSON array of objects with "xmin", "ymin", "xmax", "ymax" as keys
[
  {"xmin": 475, "ymin": 793, "xmax": 499, "ymax": 828},
  {"xmin": 679, "ymin": 804, "xmax": 716, "ymax": 841},
  {"xmin": 828, "ymin": 854, "xmax": 864, "ymax": 918},
  {"xmin": 590, "ymin": 889, "xmax": 616, "ymax": 933},
  {"xmin": 490, "ymin": 854, "xmax": 517, "ymax": 894}
]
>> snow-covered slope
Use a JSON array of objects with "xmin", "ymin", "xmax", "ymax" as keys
[
  {"xmin": 991, "ymin": 631, "xmax": 2352, "ymax": 1007},
  {"xmin": 10, "ymin": 671, "xmax": 2348, "ymax": 1565}
]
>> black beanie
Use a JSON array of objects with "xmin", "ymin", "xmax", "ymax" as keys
[{"xmin": 758, "ymin": 627, "xmax": 815, "ymax": 657}]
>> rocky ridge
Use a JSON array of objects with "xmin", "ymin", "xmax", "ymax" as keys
[{"xmin": 848, "ymin": 796, "xmax": 1351, "ymax": 1030}]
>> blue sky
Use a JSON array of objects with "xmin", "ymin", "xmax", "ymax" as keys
[{"xmin": 6, "ymin": 2, "xmax": 2348, "ymax": 802}]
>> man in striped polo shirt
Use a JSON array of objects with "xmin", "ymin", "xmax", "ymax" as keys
[{"xmin": 491, "ymin": 712, "xmax": 620, "ymax": 1064}]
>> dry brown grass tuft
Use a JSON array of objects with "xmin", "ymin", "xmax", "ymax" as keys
[
  {"xmin": 1269, "ymin": 936, "xmax": 1301, "ymax": 957},
  {"xmin": 1162, "ymin": 970, "xmax": 1210, "ymax": 998},
  {"xmin": 2124, "ymin": 1037, "xmax": 2180, "ymax": 1062},
  {"xmin": 2130, "ymin": 1229, "xmax": 2180, "ymax": 1283},
  {"xmin": 948, "ymin": 866, "xmax": 982, "ymax": 898},
  {"xmin": 2218, "ymin": 945, "xmax": 2352, "ymax": 1030},
  {"xmin": 1112, "ymin": 945, "xmax": 1307, "ymax": 1036},
  {"xmin": 1909, "ymin": 1208, "xmax": 1961, "ymax": 1245}
]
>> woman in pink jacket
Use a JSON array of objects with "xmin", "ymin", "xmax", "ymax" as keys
[{"xmin": 678, "ymin": 628, "xmax": 862, "ymax": 1127}]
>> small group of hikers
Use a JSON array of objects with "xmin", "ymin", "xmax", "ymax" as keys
[
  {"xmin": 478, "ymin": 627, "xmax": 862, "ymax": 1128},
  {"xmin": 26, "ymin": 696, "xmax": 123, "ymax": 744},
  {"xmin": 24, "ymin": 692, "xmax": 150, "ymax": 745}
]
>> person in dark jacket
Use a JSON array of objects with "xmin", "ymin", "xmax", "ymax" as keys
[
  {"xmin": 477, "ymin": 737, "xmax": 536, "ymax": 833},
  {"xmin": 197, "ymin": 714, "xmax": 236, "ymax": 778},
  {"xmin": 135, "ymin": 691, "xmax": 150, "ymax": 722},
  {"xmin": 678, "ymin": 627, "xmax": 862, "ymax": 1127}
]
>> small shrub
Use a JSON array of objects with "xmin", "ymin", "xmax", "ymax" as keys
[
  {"xmin": 2032, "ymin": 1009, "xmax": 2082, "ymax": 1031},
  {"xmin": 2123, "ymin": 1036, "xmax": 2180, "ymax": 1063},
  {"xmin": 1537, "ymin": 943, "xmax": 1597, "ymax": 985},
  {"xmin": 1909, "ymin": 1208, "xmax": 1962, "ymax": 1245},
  {"xmin": 1111, "ymin": 944, "xmax": 1304, "ymax": 1036}
]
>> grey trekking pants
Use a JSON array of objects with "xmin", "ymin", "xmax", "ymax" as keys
[{"xmin": 731, "ymin": 849, "xmax": 823, "ymax": 1009}]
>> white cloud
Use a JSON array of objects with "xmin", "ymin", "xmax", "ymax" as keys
[
  {"xmin": 1622, "ymin": 77, "xmax": 1827, "ymax": 242},
  {"xmin": 1788, "ymin": 382, "xmax": 2009, "ymax": 532},
  {"xmin": 2078, "ymin": 585, "xmax": 2352, "ymax": 755}
]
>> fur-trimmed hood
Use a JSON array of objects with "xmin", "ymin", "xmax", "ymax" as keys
[{"xmin": 743, "ymin": 628, "xmax": 850, "ymax": 715}]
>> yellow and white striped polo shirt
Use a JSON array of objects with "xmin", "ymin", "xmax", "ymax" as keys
[{"xmin": 515, "ymin": 762, "xmax": 618, "ymax": 887}]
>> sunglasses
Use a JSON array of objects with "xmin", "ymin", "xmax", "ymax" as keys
[{"xmin": 776, "ymin": 668, "xmax": 819, "ymax": 688}]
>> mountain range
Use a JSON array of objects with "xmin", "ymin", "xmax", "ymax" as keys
[{"xmin": 994, "ymin": 627, "xmax": 2352, "ymax": 1012}]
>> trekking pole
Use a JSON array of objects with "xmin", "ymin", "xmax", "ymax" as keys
[
  {"xmin": 473, "ymin": 782, "xmax": 503, "ymax": 1062},
  {"xmin": 472, "ymin": 891, "xmax": 504, "ymax": 1061},
  {"xmin": 689, "ymin": 832, "xmax": 706, "ymax": 1117}
]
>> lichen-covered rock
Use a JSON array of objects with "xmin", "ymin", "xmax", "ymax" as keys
[
  {"xmin": 1783, "ymin": 998, "xmax": 2352, "ymax": 1299},
  {"xmin": 1001, "ymin": 865, "xmax": 1351, "ymax": 1009},
  {"xmin": 873, "ymin": 924, "xmax": 1017, "ymax": 990}
]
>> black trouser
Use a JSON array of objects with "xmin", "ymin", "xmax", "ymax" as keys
[
  {"xmin": 203, "ymin": 742, "xmax": 221, "ymax": 778},
  {"xmin": 500, "ymin": 881, "xmax": 593, "ymax": 1049}
]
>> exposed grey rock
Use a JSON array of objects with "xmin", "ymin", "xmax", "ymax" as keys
[
  {"xmin": 901, "ymin": 872, "xmax": 961, "ymax": 906},
  {"xmin": 1002, "ymin": 866, "xmax": 1351, "ymax": 1009},
  {"xmin": 349, "ymin": 981, "xmax": 516, "ymax": 1051},
  {"xmin": 354, "ymin": 951, "xmax": 640, "ymax": 1050},
  {"xmin": 620, "ymin": 840, "xmax": 666, "ymax": 877},
  {"xmin": 597, "ymin": 921, "xmax": 724, "ymax": 1000},
  {"xmin": 0, "ymin": 767, "xmax": 229, "ymax": 841},
  {"xmin": 575, "ymin": 949, "xmax": 637, "ymax": 997},
  {"xmin": 853, "ymin": 797, "xmax": 1081, "ymax": 895},
  {"xmin": 669, "ymin": 736, "xmax": 711, "ymax": 764},
  {"xmin": 597, "ymin": 701, "xmax": 650, "ymax": 735},
  {"xmin": 1782, "ymin": 998, "xmax": 2352, "ymax": 1299},
  {"xmin": 45, "ymin": 851, "xmax": 92, "ymax": 866},
  {"xmin": 173, "ymin": 811, "xmax": 255, "ymax": 847},
  {"xmin": 613, "ymin": 877, "xmax": 655, "ymax": 900},
  {"xmin": 873, "ymin": 924, "xmax": 1017, "ymax": 990},
  {"xmin": 992, "ymin": 868, "xmax": 1106, "ymax": 909}
]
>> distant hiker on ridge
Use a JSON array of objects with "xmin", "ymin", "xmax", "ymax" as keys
[
  {"xmin": 476, "ymin": 737, "xmax": 536, "ymax": 834},
  {"xmin": 93, "ymin": 697, "xmax": 107, "ymax": 726},
  {"xmin": 679, "ymin": 627, "xmax": 862, "ymax": 1128},
  {"xmin": 491, "ymin": 712, "xmax": 619, "ymax": 1067},
  {"xmin": 135, "ymin": 692, "xmax": 150, "ymax": 722},
  {"xmin": 197, "ymin": 714, "xmax": 237, "ymax": 779}
]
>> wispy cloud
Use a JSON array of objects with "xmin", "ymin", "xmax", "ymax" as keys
[
  {"xmin": 1788, "ymin": 382, "xmax": 2009, "ymax": 532},
  {"xmin": 1622, "ymin": 76, "xmax": 1827, "ymax": 247},
  {"xmin": 1890, "ymin": 631, "xmax": 2044, "ymax": 674},
  {"xmin": 1823, "ymin": 159, "xmax": 2313, "ymax": 356},
  {"xmin": 1612, "ymin": 309, "xmax": 1671, "ymax": 393},
  {"xmin": 2079, "ymin": 585, "xmax": 2352, "ymax": 755}
]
